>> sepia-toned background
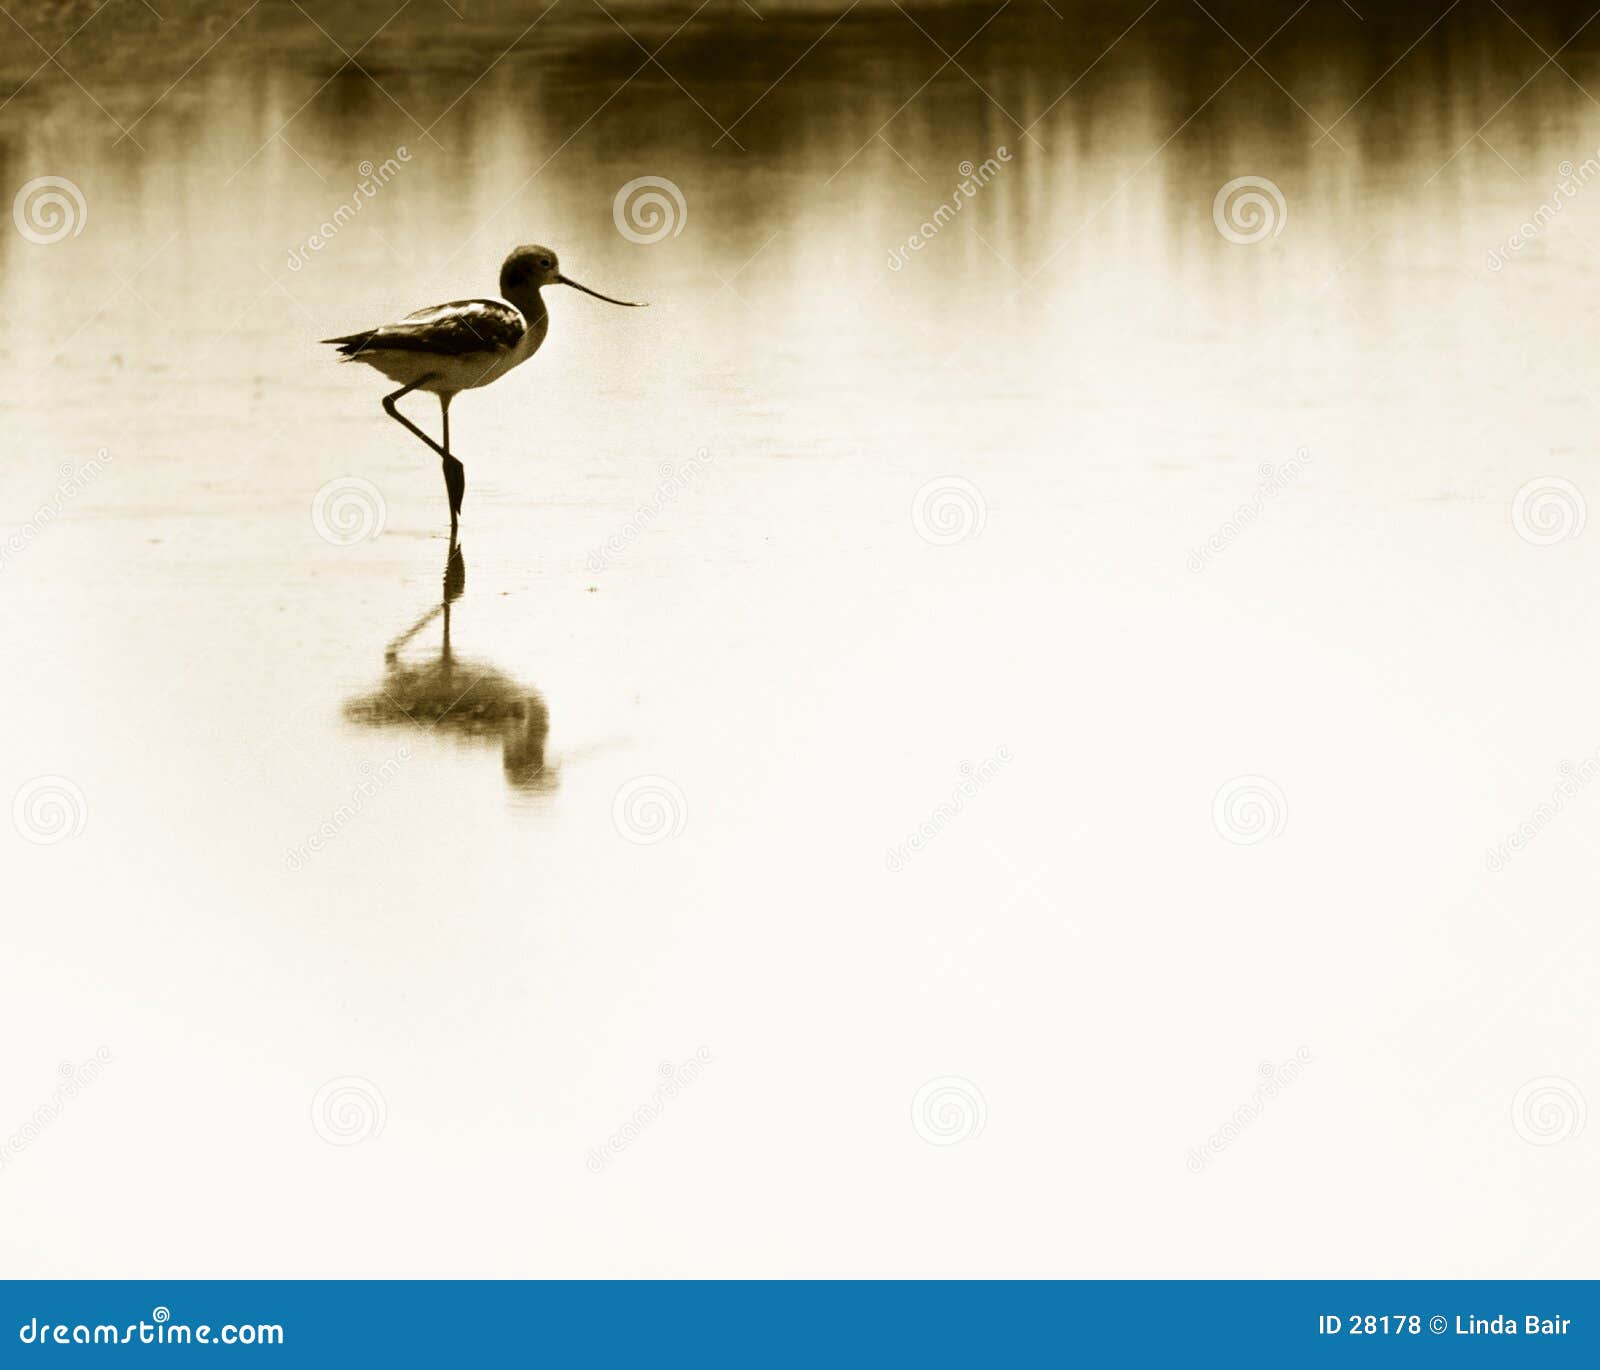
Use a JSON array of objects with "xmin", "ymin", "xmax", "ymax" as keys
[{"xmin": 1, "ymin": 0, "xmax": 1595, "ymax": 1276}]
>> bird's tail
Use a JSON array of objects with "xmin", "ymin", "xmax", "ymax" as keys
[{"xmin": 321, "ymin": 332, "xmax": 377, "ymax": 357}]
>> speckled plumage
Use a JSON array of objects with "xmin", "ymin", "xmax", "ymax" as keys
[
  {"xmin": 323, "ymin": 295, "xmax": 549, "ymax": 393},
  {"xmin": 325, "ymin": 299, "xmax": 528, "ymax": 358}
]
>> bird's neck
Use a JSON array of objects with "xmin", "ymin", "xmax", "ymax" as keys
[{"xmin": 504, "ymin": 285, "xmax": 548, "ymax": 328}]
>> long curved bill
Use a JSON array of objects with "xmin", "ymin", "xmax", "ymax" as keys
[{"xmin": 556, "ymin": 273, "xmax": 647, "ymax": 307}]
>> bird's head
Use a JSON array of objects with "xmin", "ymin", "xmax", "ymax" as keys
[
  {"xmin": 499, "ymin": 244, "xmax": 647, "ymax": 307},
  {"xmin": 500, "ymin": 244, "xmax": 563, "ymax": 293}
]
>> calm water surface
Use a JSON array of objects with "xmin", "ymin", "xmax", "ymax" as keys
[{"xmin": 3, "ymin": 0, "xmax": 1598, "ymax": 1275}]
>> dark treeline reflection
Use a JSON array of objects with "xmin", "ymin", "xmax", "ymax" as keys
[
  {"xmin": 14, "ymin": 2, "xmax": 1600, "ymax": 160},
  {"xmin": 343, "ymin": 545, "xmax": 557, "ymax": 794},
  {"xmin": 9, "ymin": 0, "xmax": 1600, "ymax": 297}
]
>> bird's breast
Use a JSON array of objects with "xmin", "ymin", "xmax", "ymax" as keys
[
  {"xmin": 460, "ymin": 310, "xmax": 547, "ymax": 390},
  {"xmin": 518, "ymin": 308, "xmax": 550, "ymax": 359}
]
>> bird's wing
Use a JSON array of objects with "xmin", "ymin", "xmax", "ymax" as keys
[{"xmin": 322, "ymin": 299, "xmax": 525, "ymax": 356}]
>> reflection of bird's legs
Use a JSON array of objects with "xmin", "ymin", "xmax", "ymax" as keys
[
  {"xmin": 385, "ymin": 537, "xmax": 465, "ymax": 667},
  {"xmin": 384, "ymin": 604, "xmax": 444, "ymax": 666},
  {"xmin": 443, "ymin": 538, "xmax": 466, "ymax": 601}
]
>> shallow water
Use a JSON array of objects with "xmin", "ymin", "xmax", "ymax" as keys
[{"xmin": 2, "ymin": 0, "xmax": 1597, "ymax": 1275}]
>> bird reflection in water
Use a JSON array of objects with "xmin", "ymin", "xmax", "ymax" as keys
[{"xmin": 343, "ymin": 542, "xmax": 557, "ymax": 793}]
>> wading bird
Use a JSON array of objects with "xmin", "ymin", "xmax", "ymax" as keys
[{"xmin": 322, "ymin": 244, "xmax": 645, "ymax": 535}]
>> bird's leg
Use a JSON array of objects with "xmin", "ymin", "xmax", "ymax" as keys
[
  {"xmin": 439, "ymin": 392, "xmax": 465, "ymax": 533},
  {"xmin": 381, "ymin": 376, "xmax": 449, "ymax": 461}
]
